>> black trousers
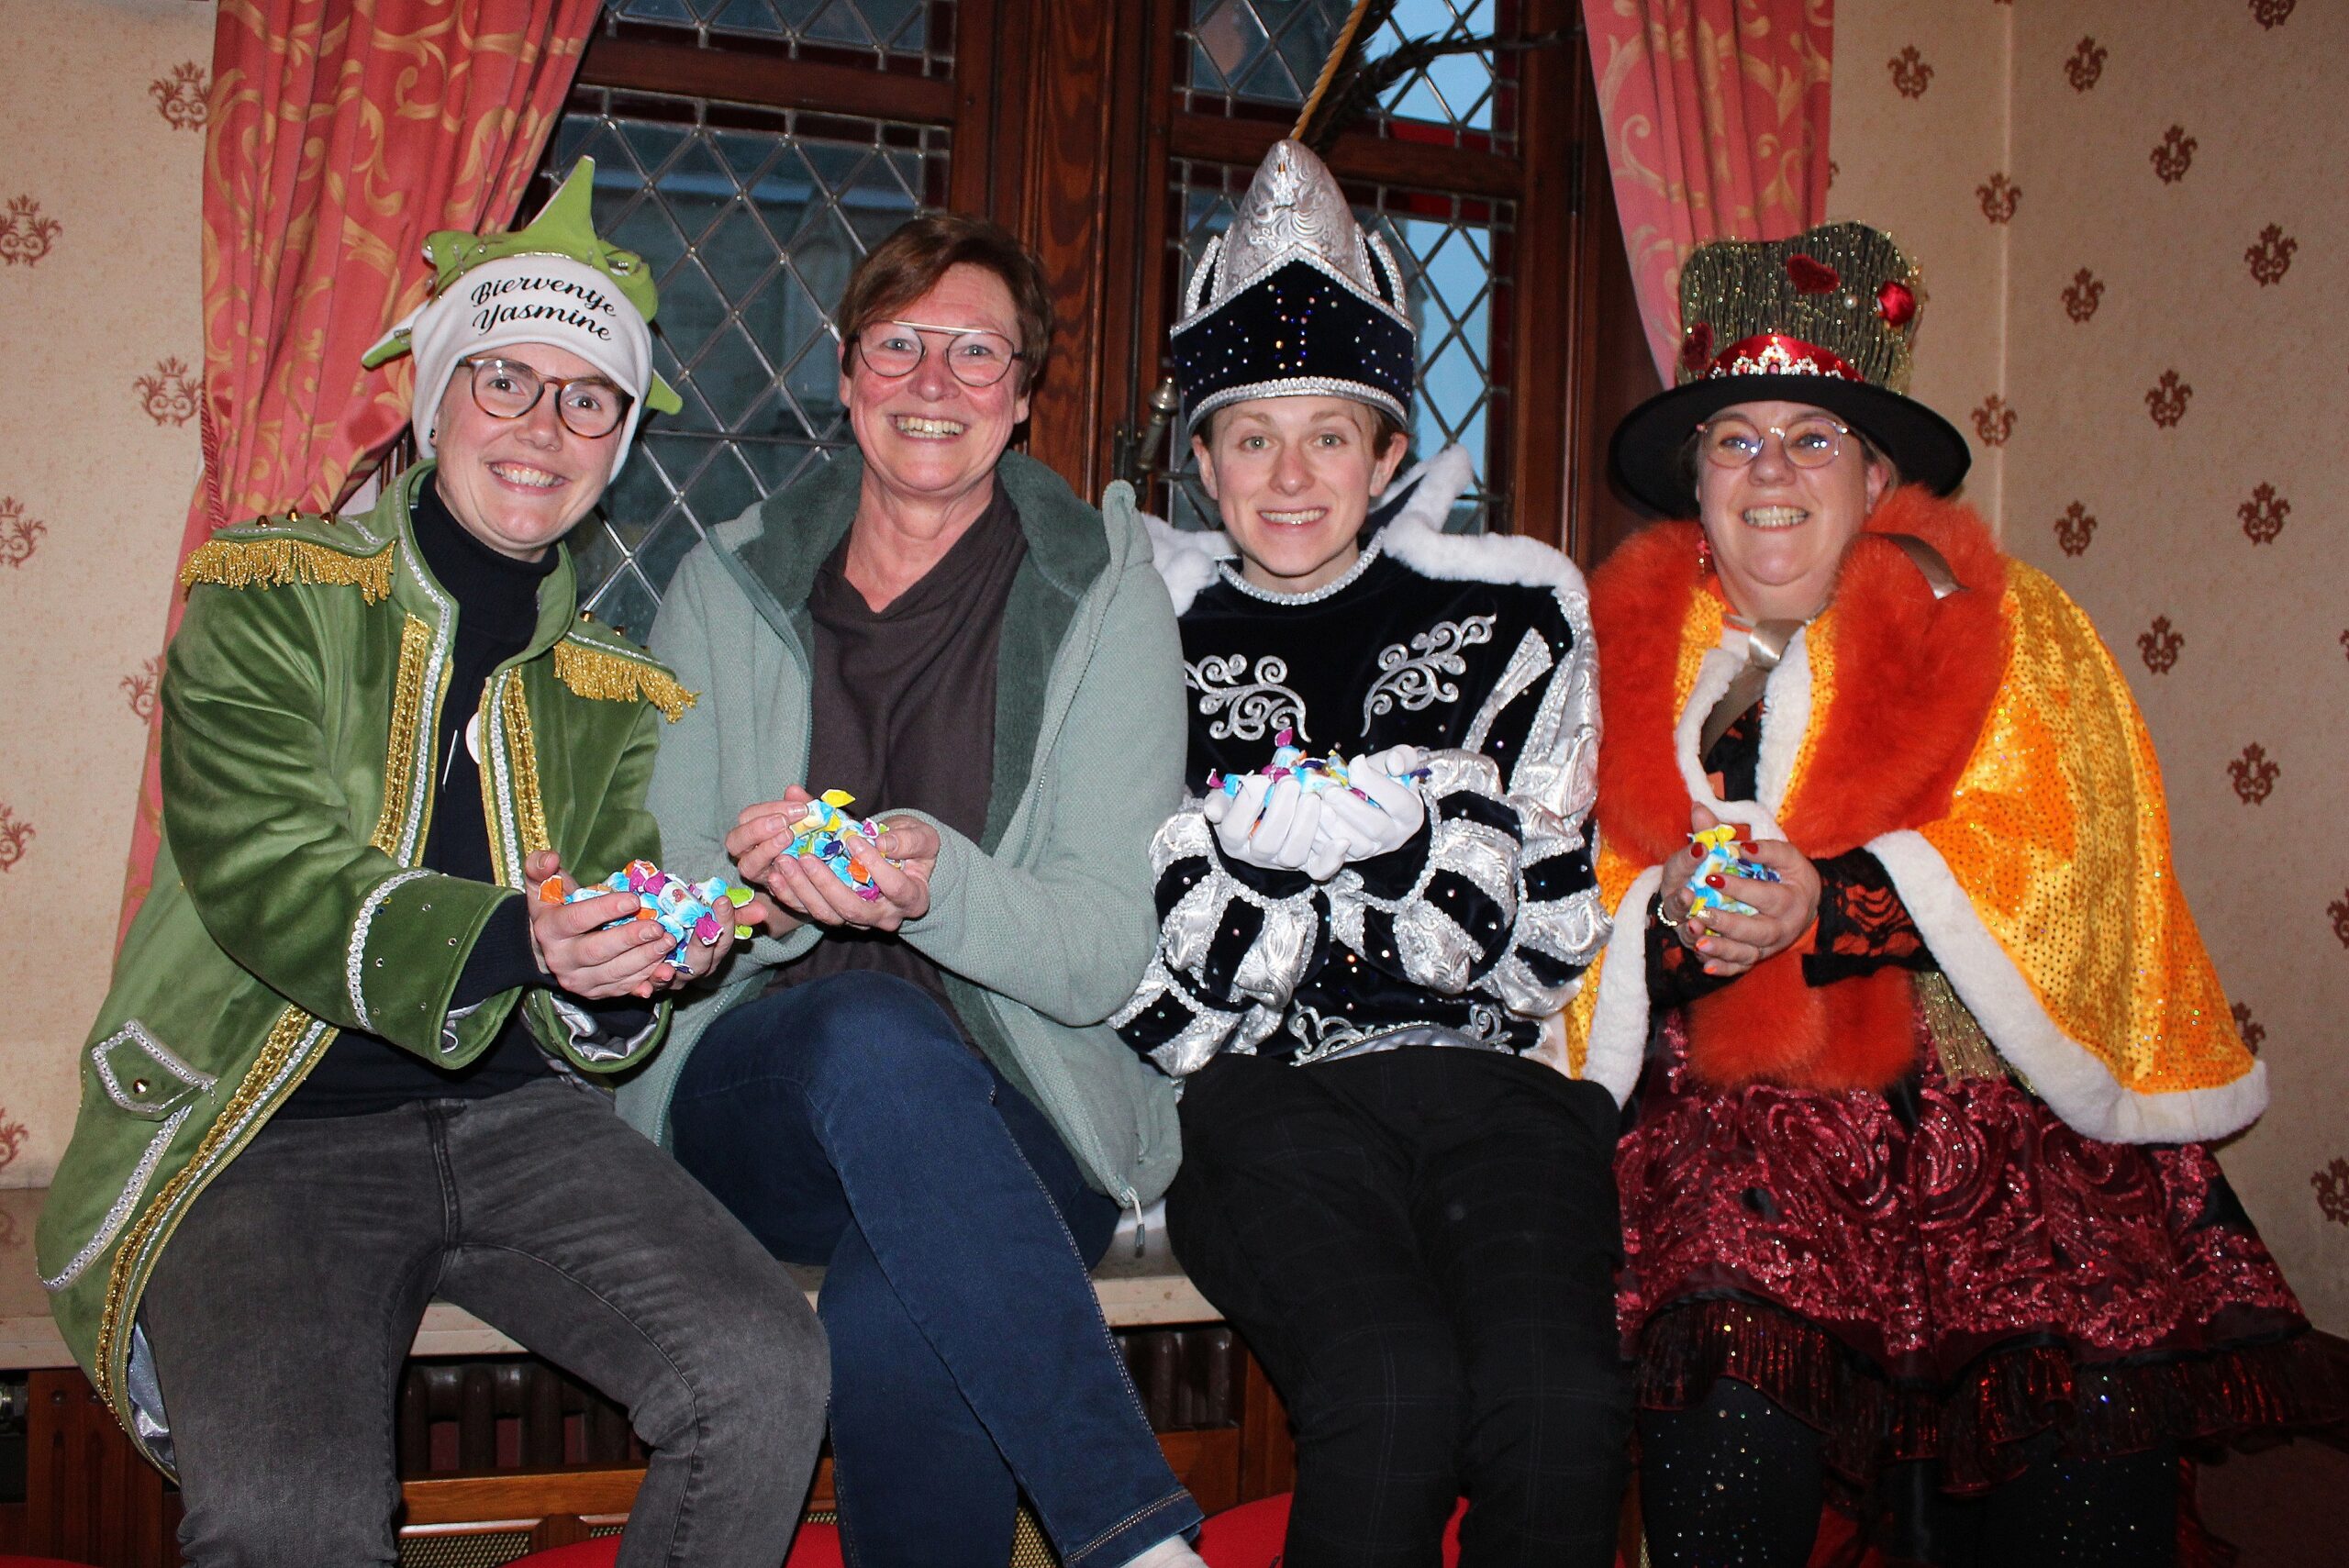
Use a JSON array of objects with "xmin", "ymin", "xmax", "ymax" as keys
[{"xmin": 1167, "ymin": 1047, "xmax": 1632, "ymax": 1568}]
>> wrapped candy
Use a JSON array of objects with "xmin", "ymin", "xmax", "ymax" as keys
[
  {"xmin": 779, "ymin": 788, "xmax": 887, "ymax": 901},
  {"xmin": 540, "ymin": 859, "xmax": 755, "ymax": 968},
  {"xmin": 1205, "ymin": 728, "xmax": 1424, "ymax": 809},
  {"xmin": 1684, "ymin": 824, "xmax": 1782, "ymax": 918}
]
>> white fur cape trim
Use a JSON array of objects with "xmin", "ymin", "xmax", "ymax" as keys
[
  {"xmin": 1575, "ymin": 865, "xmax": 1661, "ymax": 1105},
  {"xmin": 1867, "ymin": 829, "xmax": 2266, "ymax": 1143}
]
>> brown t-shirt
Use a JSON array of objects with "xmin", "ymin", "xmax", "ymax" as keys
[{"xmin": 774, "ymin": 480, "xmax": 1028, "ymax": 1030}]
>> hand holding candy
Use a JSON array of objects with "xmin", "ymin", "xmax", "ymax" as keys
[
  {"xmin": 774, "ymin": 789, "xmax": 889, "ymax": 902},
  {"xmin": 1202, "ymin": 732, "xmax": 1428, "ymax": 881},
  {"xmin": 540, "ymin": 859, "xmax": 755, "ymax": 974},
  {"xmin": 525, "ymin": 850, "xmax": 703, "ymax": 999},
  {"xmin": 1665, "ymin": 806, "xmax": 1822, "ymax": 980},
  {"xmin": 1683, "ymin": 823, "xmax": 1781, "ymax": 918},
  {"xmin": 1308, "ymin": 745, "xmax": 1429, "ymax": 876}
]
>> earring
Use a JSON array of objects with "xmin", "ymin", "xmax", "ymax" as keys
[{"xmin": 1696, "ymin": 536, "xmax": 1714, "ymax": 574}]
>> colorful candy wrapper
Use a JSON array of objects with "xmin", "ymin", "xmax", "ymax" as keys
[
  {"xmin": 1683, "ymin": 823, "xmax": 1782, "ymax": 918},
  {"xmin": 1204, "ymin": 729, "xmax": 1429, "ymax": 838},
  {"xmin": 779, "ymin": 789, "xmax": 888, "ymax": 901},
  {"xmin": 539, "ymin": 859, "xmax": 755, "ymax": 968}
]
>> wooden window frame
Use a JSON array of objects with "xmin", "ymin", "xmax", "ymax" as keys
[{"xmin": 571, "ymin": 0, "xmax": 1654, "ymax": 566}]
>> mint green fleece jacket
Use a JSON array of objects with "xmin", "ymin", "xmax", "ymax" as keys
[{"xmin": 615, "ymin": 450, "xmax": 1187, "ymax": 1212}]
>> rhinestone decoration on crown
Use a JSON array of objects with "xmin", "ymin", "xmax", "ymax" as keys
[
  {"xmin": 1178, "ymin": 139, "xmax": 1409, "ymax": 330},
  {"xmin": 1171, "ymin": 139, "xmax": 1418, "ymax": 431}
]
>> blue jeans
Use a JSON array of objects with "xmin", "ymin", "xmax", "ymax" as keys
[{"xmin": 672, "ymin": 973, "xmax": 1200, "ymax": 1568}]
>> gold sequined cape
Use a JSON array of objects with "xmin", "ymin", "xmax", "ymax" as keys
[{"xmin": 1564, "ymin": 488, "xmax": 2262, "ymax": 1144}]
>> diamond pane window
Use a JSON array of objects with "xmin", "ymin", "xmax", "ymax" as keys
[
  {"xmin": 1164, "ymin": 161, "xmax": 1511, "ymax": 536},
  {"xmin": 605, "ymin": 0, "xmax": 950, "ymax": 72},
  {"xmin": 1183, "ymin": 0, "xmax": 1513, "ymax": 150},
  {"xmin": 546, "ymin": 95, "xmax": 946, "ymax": 633}
]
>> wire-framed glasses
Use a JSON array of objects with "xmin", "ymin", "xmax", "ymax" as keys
[
  {"xmin": 1696, "ymin": 413, "xmax": 1853, "ymax": 471},
  {"xmin": 852, "ymin": 321, "xmax": 1027, "ymax": 388}
]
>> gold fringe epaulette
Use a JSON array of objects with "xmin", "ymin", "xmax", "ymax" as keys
[
  {"xmin": 551, "ymin": 637, "xmax": 698, "ymax": 722},
  {"xmin": 181, "ymin": 534, "xmax": 394, "ymax": 604}
]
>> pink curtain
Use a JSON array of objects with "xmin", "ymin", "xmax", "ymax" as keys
[
  {"xmin": 1582, "ymin": 0, "xmax": 1835, "ymax": 380},
  {"xmin": 117, "ymin": 0, "xmax": 602, "ymax": 940}
]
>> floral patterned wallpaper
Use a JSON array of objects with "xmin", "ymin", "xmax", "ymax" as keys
[
  {"xmin": 0, "ymin": 0, "xmax": 211, "ymax": 1188},
  {"xmin": 1831, "ymin": 0, "xmax": 2348, "ymax": 1332}
]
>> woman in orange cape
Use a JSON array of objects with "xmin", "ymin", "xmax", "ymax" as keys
[{"xmin": 1577, "ymin": 223, "xmax": 2332, "ymax": 1566}]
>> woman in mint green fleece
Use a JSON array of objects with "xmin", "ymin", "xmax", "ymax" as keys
[{"xmin": 615, "ymin": 215, "xmax": 1203, "ymax": 1568}]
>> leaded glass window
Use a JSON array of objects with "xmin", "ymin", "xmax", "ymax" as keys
[
  {"xmin": 1182, "ymin": 0, "xmax": 1513, "ymax": 150},
  {"xmin": 604, "ymin": 0, "xmax": 951, "ymax": 72},
  {"xmin": 1165, "ymin": 160, "xmax": 1512, "ymax": 536},
  {"xmin": 547, "ymin": 95, "xmax": 947, "ymax": 634}
]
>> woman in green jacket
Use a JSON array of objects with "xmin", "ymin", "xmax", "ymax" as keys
[
  {"xmin": 618, "ymin": 214, "xmax": 1204, "ymax": 1568},
  {"xmin": 35, "ymin": 162, "xmax": 829, "ymax": 1568}
]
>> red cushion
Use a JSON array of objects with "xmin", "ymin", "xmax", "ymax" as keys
[
  {"xmin": 504, "ymin": 1520, "xmax": 842, "ymax": 1567},
  {"xmin": 1195, "ymin": 1494, "xmax": 1464, "ymax": 1567}
]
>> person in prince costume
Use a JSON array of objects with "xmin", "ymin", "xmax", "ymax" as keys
[
  {"xmin": 1117, "ymin": 139, "xmax": 1629, "ymax": 1567},
  {"xmin": 35, "ymin": 161, "xmax": 828, "ymax": 1566},
  {"xmin": 1576, "ymin": 221, "xmax": 2339, "ymax": 1565}
]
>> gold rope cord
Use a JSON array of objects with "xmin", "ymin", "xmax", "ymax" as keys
[
  {"xmin": 500, "ymin": 673, "xmax": 553, "ymax": 866},
  {"xmin": 371, "ymin": 615, "xmax": 435, "ymax": 854},
  {"xmin": 95, "ymin": 1006, "xmax": 328, "ymax": 1408}
]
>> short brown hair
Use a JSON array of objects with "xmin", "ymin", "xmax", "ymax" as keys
[{"xmin": 835, "ymin": 213, "xmax": 1053, "ymax": 389}]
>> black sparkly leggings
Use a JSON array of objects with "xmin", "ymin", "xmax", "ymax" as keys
[{"xmin": 1639, "ymin": 1378, "xmax": 2179, "ymax": 1568}]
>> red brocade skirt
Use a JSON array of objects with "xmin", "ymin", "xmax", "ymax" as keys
[{"xmin": 1616, "ymin": 1004, "xmax": 2333, "ymax": 1495}]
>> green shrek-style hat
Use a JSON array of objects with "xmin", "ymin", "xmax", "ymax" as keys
[
  {"xmin": 1609, "ymin": 221, "xmax": 1971, "ymax": 517},
  {"xmin": 363, "ymin": 158, "xmax": 683, "ymax": 472}
]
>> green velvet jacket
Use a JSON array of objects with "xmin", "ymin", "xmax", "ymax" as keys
[{"xmin": 35, "ymin": 463, "xmax": 693, "ymax": 1462}]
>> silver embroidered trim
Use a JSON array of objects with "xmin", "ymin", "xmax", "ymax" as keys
[
  {"xmin": 346, "ymin": 869, "xmax": 433, "ymax": 1031},
  {"xmin": 1187, "ymin": 652, "xmax": 1312, "ymax": 742},
  {"xmin": 1186, "ymin": 375, "xmax": 1408, "ymax": 434},
  {"xmin": 41, "ymin": 1106, "xmax": 191, "ymax": 1293},
  {"xmin": 482, "ymin": 670, "xmax": 523, "ymax": 891},
  {"xmin": 549, "ymin": 995, "xmax": 661, "ymax": 1065},
  {"xmin": 1464, "ymin": 628, "xmax": 1553, "ymax": 753},
  {"xmin": 1112, "ymin": 957, "xmax": 1250, "ymax": 1079},
  {"xmin": 1363, "ymin": 614, "xmax": 1494, "ymax": 727},
  {"xmin": 1506, "ymin": 586, "xmax": 1599, "ymax": 821},
  {"xmin": 1213, "ymin": 544, "xmax": 1383, "ymax": 606},
  {"xmin": 1515, "ymin": 885, "xmax": 1609, "ymax": 968},
  {"xmin": 394, "ymin": 535, "xmax": 453, "ymax": 866},
  {"xmin": 1284, "ymin": 1000, "xmax": 1511, "ymax": 1066},
  {"xmin": 1174, "ymin": 141, "xmax": 1410, "ymax": 333},
  {"xmin": 90, "ymin": 1020, "xmax": 217, "ymax": 1115},
  {"xmin": 439, "ymin": 999, "xmax": 484, "ymax": 1057}
]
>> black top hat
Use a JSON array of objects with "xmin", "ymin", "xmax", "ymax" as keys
[{"xmin": 1609, "ymin": 222, "xmax": 1971, "ymax": 517}]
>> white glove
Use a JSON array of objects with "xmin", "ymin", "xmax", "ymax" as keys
[
  {"xmin": 1308, "ymin": 746, "xmax": 1429, "ymax": 875},
  {"xmin": 1201, "ymin": 772, "xmax": 1324, "ymax": 873}
]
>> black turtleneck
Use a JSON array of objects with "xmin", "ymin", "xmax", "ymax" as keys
[{"xmin": 280, "ymin": 476, "xmax": 561, "ymax": 1118}]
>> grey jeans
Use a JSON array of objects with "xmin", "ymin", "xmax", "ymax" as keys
[{"xmin": 139, "ymin": 1073, "xmax": 829, "ymax": 1567}]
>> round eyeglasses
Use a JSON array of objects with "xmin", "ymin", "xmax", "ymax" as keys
[
  {"xmin": 456, "ymin": 356, "xmax": 632, "ymax": 439},
  {"xmin": 852, "ymin": 321, "xmax": 1027, "ymax": 388},
  {"xmin": 1696, "ymin": 413, "xmax": 1852, "ymax": 471}
]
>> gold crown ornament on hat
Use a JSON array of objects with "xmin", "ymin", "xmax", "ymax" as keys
[{"xmin": 1609, "ymin": 220, "xmax": 1971, "ymax": 517}]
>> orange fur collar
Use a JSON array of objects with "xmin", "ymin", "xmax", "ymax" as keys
[{"xmin": 1588, "ymin": 486, "xmax": 2010, "ymax": 1090}]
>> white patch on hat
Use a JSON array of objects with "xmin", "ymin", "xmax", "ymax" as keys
[{"xmin": 406, "ymin": 252, "xmax": 656, "ymax": 476}]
